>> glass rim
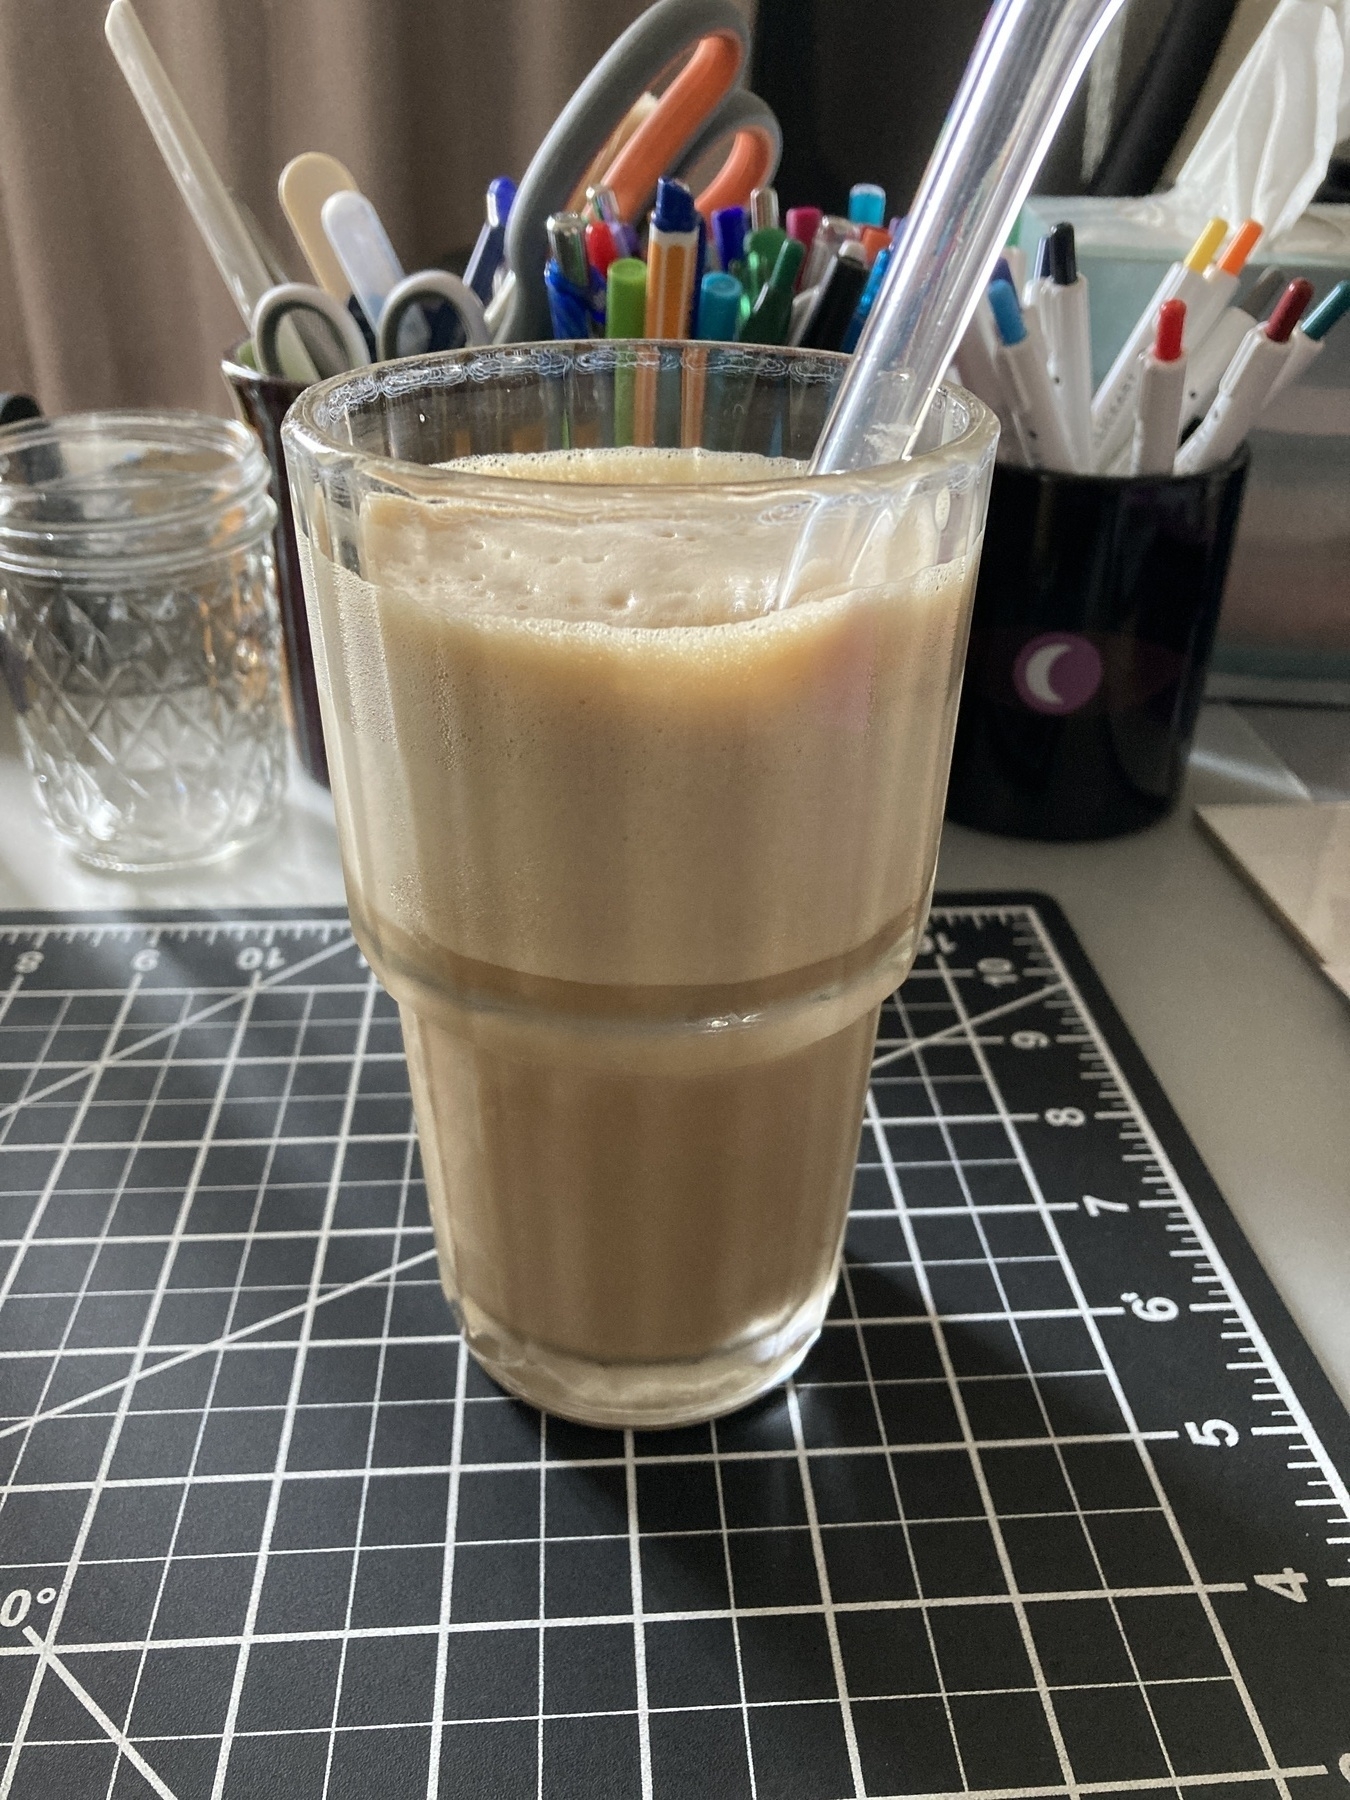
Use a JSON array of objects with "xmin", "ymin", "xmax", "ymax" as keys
[
  {"xmin": 283, "ymin": 341, "xmax": 997, "ymax": 500},
  {"xmin": 0, "ymin": 410, "xmax": 273, "ymax": 560},
  {"xmin": 0, "ymin": 411, "xmax": 276, "ymax": 577}
]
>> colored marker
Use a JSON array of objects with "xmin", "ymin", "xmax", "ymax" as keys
[
  {"xmin": 785, "ymin": 206, "xmax": 822, "ymax": 277},
  {"xmin": 606, "ymin": 257, "xmax": 647, "ymax": 448},
  {"xmin": 848, "ymin": 183, "xmax": 885, "ymax": 227},
  {"xmin": 1129, "ymin": 299, "xmax": 1187, "ymax": 476},
  {"xmin": 605, "ymin": 257, "xmax": 647, "ymax": 338},
  {"xmin": 987, "ymin": 279, "xmax": 1075, "ymax": 472},
  {"xmin": 1175, "ymin": 279, "xmax": 1314, "ymax": 473},
  {"xmin": 696, "ymin": 270, "xmax": 743, "ymax": 340},
  {"xmin": 954, "ymin": 293, "xmax": 1016, "ymax": 442},
  {"xmin": 798, "ymin": 240, "xmax": 868, "ymax": 352},
  {"xmin": 1266, "ymin": 278, "xmax": 1350, "ymax": 402},
  {"xmin": 739, "ymin": 237, "xmax": 805, "ymax": 344},
  {"xmin": 858, "ymin": 226, "xmax": 891, "ymax": 267},
  {"xmin": 645, "ymin": 178, "xmax": 699, "ymax": 338},
  {"xmin": 1091, "ymin": 216, "xmax": 1228, "ymax": 469},
  {"xmin": 710, "ymin": 205, "xmax": 746, "ymax": 274},
  {"xmin": 745, "ymin": 226, "xmax": 787, "ymax": 303},
  {"xmin": 585, "ymin": 220, "xmax": 621, "ymax": 284}
]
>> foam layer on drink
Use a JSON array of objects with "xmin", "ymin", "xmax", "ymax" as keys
[{"xmin": 308, "ymin": 448, "xmax": 972, "ymax": 993}]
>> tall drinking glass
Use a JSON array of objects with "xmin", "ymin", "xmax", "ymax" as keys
[{"xmin": 284, "ymin": 343, "xmax": 995, "ymax": 1427}]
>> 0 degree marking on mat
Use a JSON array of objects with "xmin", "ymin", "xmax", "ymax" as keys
[{"xmin": 0, "ymin": 901, "xmax": 1345, "ymax": 1800}]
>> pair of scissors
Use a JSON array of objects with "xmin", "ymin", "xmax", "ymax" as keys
[
  {"xmin": 495, "ymin": 0, "xmax": 781, "ymax": 343},
  {"xmin": 251, "ymin": 189, "xmax": 490, "ymax": 379}
]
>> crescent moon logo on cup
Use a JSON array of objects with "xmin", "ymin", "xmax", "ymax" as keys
[{"xmin": 1013, "ymin": 632, "xmax": 1103, "ymax": 715}]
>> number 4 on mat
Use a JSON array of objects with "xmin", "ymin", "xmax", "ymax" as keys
[{"xmin": 1254, "ymin": 1568, "xmax": 1308, "ymax": 1602}]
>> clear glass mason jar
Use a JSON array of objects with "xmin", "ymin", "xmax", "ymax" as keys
[
  {"xmin": 285, "ymin": 344, "xmax": 996, "ymax": 1426},
  {"xmin": 0, "ymin": 411, "xmax": 289, "ymax": 871}
]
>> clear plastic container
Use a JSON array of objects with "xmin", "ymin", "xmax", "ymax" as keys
[
  {"xmin": 284, "ymin": 343, "xmax": 996, "ymax": 1426},
  {"xmin": 0, "ymin": 411, "xmax": 289, "ymax": 870}
]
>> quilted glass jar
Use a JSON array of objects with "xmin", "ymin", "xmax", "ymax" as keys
[{"xmin": 0, "ymin": 412, "xmax": 288, "ymax": 870}]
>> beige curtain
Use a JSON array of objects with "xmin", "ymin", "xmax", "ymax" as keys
[{"xmin": 0, "ymin": 0, "xmax": 676, "ymax": 417}]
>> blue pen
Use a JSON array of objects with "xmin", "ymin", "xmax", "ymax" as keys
[
  {"xmin": 545, "ymin": 213, "xmax": 592, "ymax": 339},
  {"xmin": 464, "ymin": 176, "xmax": 516, "ymax": 305},
  {"xmin": 841, "ymin": 246, "xmax": 890, "ymax": 353},
  {"xmin": 690, "ymin": 213, "xmax": 707, "ymax": 334},
  {"xmin": 848, "ymin": 183, "xmax": 885, "ymax": 228},
  {"xmin": 711, "ymin": 205, "xmax": 746, "ymax": 273},
  {"xmin": 696, "ymin": 271, "xmax": 743, "ymax": 339}
]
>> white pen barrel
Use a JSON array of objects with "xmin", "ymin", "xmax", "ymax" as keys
[
  {"xmin": 1174, "ymin": 329, "xmax": 1287, "ymax": 474},
  {"xmin": 1179, "ymin": 309, "xmax": 1250, "ymax": 435},
  {"xmin": 998, "ymin": 319, "xmax": 1075, "ymax": 471},
  {"xmin": 1129, "ymin": 355, "xmax": 1186, "ymax": 476}
]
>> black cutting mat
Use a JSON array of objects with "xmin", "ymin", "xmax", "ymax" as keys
[{"xmin": 0, "ymin": 897, "xmax": 1346, "ymax": 1800}]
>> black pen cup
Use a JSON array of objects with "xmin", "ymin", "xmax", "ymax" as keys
[
  {"xmin": 944, "ymin": 452, "xmax": 1249, "ymax": 841},
  {"xmin": 221, "ymin": 344, "xmax": 328, "ymax": 788}
]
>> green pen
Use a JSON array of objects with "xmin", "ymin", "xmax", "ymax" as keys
[
  {"xmin": 606, "ymin": 258, "xmax": 647, "ymax": 446},
  {"xmin": 737, "ymin": 237, "xmax": 805, "ymax": 345},
  {"xmin": 744, "ymin": 227, "xmax": 787, "ymax": 303}
]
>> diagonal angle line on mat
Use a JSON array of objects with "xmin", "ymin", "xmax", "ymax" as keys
[
  {"xmin": 0, "ymin": 931, "xmax": 358, "ymax": 1123},
  {"xmin": 870, "ymin": 979, "xmax": 1065, "ymax": 1072},
  {"xmin": 13, "ymin": 1627, "xmax": 179, "ymax": 1800},
  {"xmin": 0, "ymin": 1247, "xmax": 438, "ymax": 1442}
]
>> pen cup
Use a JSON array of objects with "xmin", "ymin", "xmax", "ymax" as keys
[
  {"xmin": 944, "ymin": 451, "xmax": 1249, "ymax": 841},
  {"xmin": 221, "ymin": 343, "xmax": 328, "ymax": 787}
]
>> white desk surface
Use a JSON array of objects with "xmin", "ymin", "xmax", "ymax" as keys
[{"xmin": 2, "ymin": 699, "xmax": 1347, "ymax": 1411}]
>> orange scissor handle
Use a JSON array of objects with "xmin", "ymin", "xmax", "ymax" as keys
[
  {"xmin": 603, "ymin": 30, "xmax": 743, "ymax": 222},
  {"xmin": 690, "ymin": 116, "xmax": 777, "ymax": 221}
]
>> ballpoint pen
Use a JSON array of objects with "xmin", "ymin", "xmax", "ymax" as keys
[
  {"xmin": 1128, "ymin": 299, "xmax": 1186, "ymax": 476},
  {"xmin": 1265, "ymin": 279, "xmax": 1350, "ymax": 403},
  {"xmin": 1176, "ymin": 266, "xmax": 1286, "ymax": 440},
  {"xmin": 1032, "ymin": 223, "xmax": 1092, "ymax": 471},
  {"xmin": 1091, "ymin": 216, "xmax": 1227, "ymax": 469},
  {"xmin": 545, "ymin": 213, "xmax": 594, "ymax": 338},
  {"xmin": 464, "ymin": 177, "xmax": 517, "ymax": 304},
  {"xmin": 1175, "ymin": 279, "xmax": 1313, "ymax": 474},
  {"xmin": 987, "ymin": 278, "xmax": 1075, "ymax": 472}
]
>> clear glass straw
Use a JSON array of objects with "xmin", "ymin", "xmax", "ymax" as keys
[{"xmin": 810, "ymin": 0, "xmax": 1128, "ymax": 472}]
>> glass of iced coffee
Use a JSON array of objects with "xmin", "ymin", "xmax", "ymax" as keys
[{"xmin": 283, "ymin": 343, "xmax": 995, "ymax": 1427}]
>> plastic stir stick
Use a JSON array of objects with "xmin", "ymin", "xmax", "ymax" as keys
[{"xmin": 810, "ymin": 0, "xmax": 1129, "ymax": 473}]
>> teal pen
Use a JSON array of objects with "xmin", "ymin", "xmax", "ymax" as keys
[{"xmin": 696, "ymin": 271, "xmax": 743, "ymax": 340}]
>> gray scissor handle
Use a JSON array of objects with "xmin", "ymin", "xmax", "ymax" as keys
[
  {"xmin": 251, "ymin": 283, "xmax": 370, "ymax": 380},
  {"xmin": 376, "ymin": 271, "xmax": 491, "ymax": 361},
  {"xmin": 498, "ymin": 0, "xmax": 759, "ymax": 345}
]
